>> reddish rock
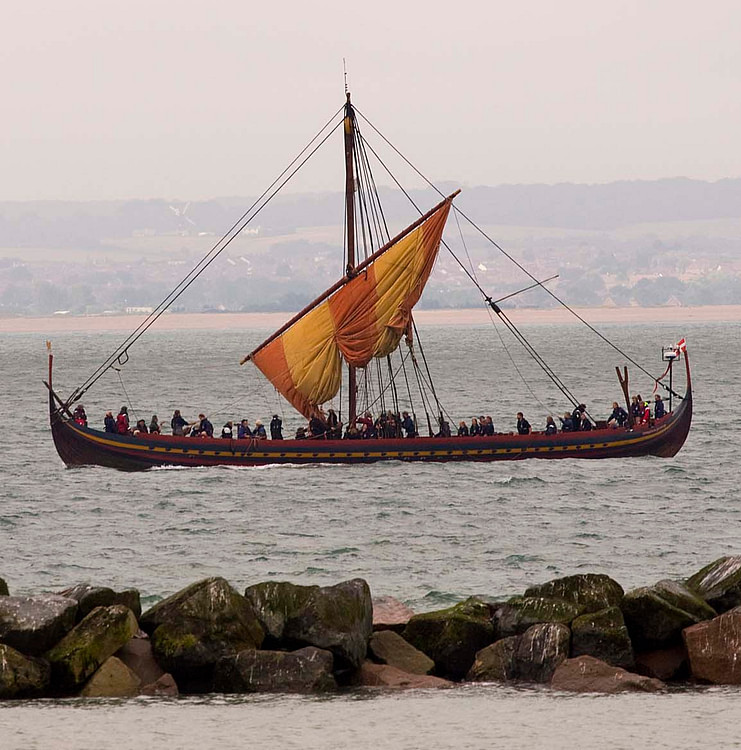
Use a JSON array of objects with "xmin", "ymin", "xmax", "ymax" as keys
[
  {"xmin": 368, "ymin": 630, "xmax": 434, "ymax": 675},
  {"xmin": 355, "ymin": 661, "xmax": 452, "ymax": 689},
  {"xmin": 372, "ymin": 596, "xmax": 415, "ymax": 632},
  {"xmin": 551, "ymin": 655, "xmax": 664, "ymax": 693},
  {"xmin": 634, "ymin": 645, "xmax": 689, "ymax": 681},
  {"xmin": 115, "ymin": 635, "xmax": 165, "ymax": 686},
  {"xmin": 684, "ymin": 607, "xmax": 741, "ymax": 684},
  {"xmin": 141, "ymin": 672, "xmax": 179, "ymax": 697},
  {"xmin": 80, "ymin": 656, "xmax": 141, "ymax": 698}
]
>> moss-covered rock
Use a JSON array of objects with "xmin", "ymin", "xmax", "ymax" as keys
[
  {"xmin": 571, "ymin": 606, "xmax": 634, "ymax": 669},
  {"xmin": 466, "ymin": 623, "xmax": 569, "ymax": 684},
  {"xmin": 0, "ymin": 595, "xmax": 78, "ymax": 655},
  {"xmin": 686, "ymin": 556, "xmax": 741, "ymax": 613},
  {"xmin": 368, "ymin": 630, "xmax": 434, "ymax": 675},
  {"xmin": 59, "ymin": 584, "xmax": 117, "ymax": 621},
  {"xmin": 622, "ymin": 580, "xmax": 716, "ymax": 651},
  {"xmin": 244, "ymin": 579, "xmax": 372, "ymax": 671},
  {"xmin": 495, "ymin": 596, "xmax": 583, "ymax": 638},
  {"xmin": 79, "ymin": 656, "xmax": 141, "ymax": 698},
  {"xmin": 213, "ymin": 646, "xmax": 336, "ymax": 694},
  {"xmin": 46, "ymin": 605, "xmax": 138, "ymax": 692},
  {"xmin": 0, "ymin": 578, "xmax": 8, "ymax": 596},
  {"xmin": 140, "ymin": 577, "xmax": 264, "ymax": 693},
  {"xmin": 403, "ymin": 597, "xmax": 494, "ymax": 680},
  {"xmin": 525, "ymin": 574, "xmax": 624, "ymax": 613},
  {"xmin": 0, "ymin": 644, "xmax": 50, "ymax": 699},
  {"xmin": 466, "ymin": 636, "xmax": 519, "ymax": 682}
]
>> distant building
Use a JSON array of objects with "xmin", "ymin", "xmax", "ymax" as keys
[{"xmin": 125, "ymin": 306, "xmax": 154, "ymax": 314}]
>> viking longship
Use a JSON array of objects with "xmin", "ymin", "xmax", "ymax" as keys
[{"xmin": 48, "ymin": 93, "xmax": 692, "ymax": 471}]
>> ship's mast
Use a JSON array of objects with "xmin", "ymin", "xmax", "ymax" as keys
[{"xmin": 343, "ymin": 92, "xmax": 357, "ymax": 425}]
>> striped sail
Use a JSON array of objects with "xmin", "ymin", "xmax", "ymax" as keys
[{"xmin": 247, "ymin": 199, "xmax": 452, "ymax": 418}]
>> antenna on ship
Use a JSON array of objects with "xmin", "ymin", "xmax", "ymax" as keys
[{"xmin": 343, "ymin": 58, "xmax": 349, "ymax": 94}]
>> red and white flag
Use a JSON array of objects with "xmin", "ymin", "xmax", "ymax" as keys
[{"xmin": 676, "ymin": 337, "xmax": 687, "ymax": 353}]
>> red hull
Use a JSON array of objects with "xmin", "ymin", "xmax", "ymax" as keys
[{"xmin": 50, "ymin": 375, "xmax": 692, "ymax": 472}]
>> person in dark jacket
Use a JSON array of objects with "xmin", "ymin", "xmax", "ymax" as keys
[
  {"xmin": 457, "ymin": 420, "xmax": 469, "ymax": 436},
  {"xmin": 516, "ymin": 412, "xmax": 531, "ymax": 435},
  {"xmin": 469, "ymin": 417, "xmax": 481, "ymax": 436},
  {"xmin": 607, "ymin": 402, "xmax": 628, "ymax": 428},
  {"xmin": 630, "ymin": 395, "xmax": 643, "ymax": 423},
  {"xmin": 171, "ymin": 409, "xmax": 188, "ymax": 436},
  {"xmin": 560, "ymin": 412, "xmax": 574, "ymax": 432},
  {"xmin": 104, "ymin": 411, "xmax": 116, "ymax": 433},
  {"xmin": 149, "ymin": 415, "xmax": 161, "ymax": 434},
  {"xmin": 192, "ymin": 413, "xmax": 213, "ymax": 438},
  {"xmin": 545, "ymin": 416, "xmax": 557, "ymax": 435},
  {"xmin": 571, "ymin": 404, "xmax": 586, "ymax": 431},
  {"xmin": 654, "ymin": 394, "xmax": 666, "ymax": 419},
  {"xmin": 436, "ymin": 417, "xmax": 451, "ymax": 438},
  {"xmin": 309, "ymin": 414, "xmax": 326, "ymax": 438},
  {"xmin": 237, "ymin": 419, "xmax": 252, "ymax": 439},
  {"xmin": 580, "ymin": 413, "xmax": 593, "ymax": 431},
  {"xmin": 401, "ymin": 411, "xmax": 416, "ymax": 438},
  {"xmin": 221, "ymin": 421, "xmax": 234, "ymax": 439},
  {"xmin": 326, "ymin": 409, "xmax": 340, "ymax": 439},
  {"xmin": 254, "ymin": 420, "xmax": 267, "ymax": 439},
  {"xmin": 482, "ymin": 416, "xmax": 495, "ymax": 436},
  {"xmin": 270, "ymin": 414, "xmax": 283, "ymax": 440}
]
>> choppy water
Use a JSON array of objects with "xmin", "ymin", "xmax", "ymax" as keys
[{"xmin": 1, "ymin": 319, "xmax": 740, "ymax": 748}]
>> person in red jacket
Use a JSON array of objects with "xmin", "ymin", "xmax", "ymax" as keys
[{"xmin": 116, "ymin": 406, "xmax": 130, "ymax": 434}]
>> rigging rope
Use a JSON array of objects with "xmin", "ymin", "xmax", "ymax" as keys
[
  {"xmin": 68, "ymin": 106, "xmax": 345, "ymax": 406},
  {"xmin": 354, "ymin": 108, "xmax": 670, "ymax": 392}
]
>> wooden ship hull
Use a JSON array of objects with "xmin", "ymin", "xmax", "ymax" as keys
[{"xmin": 49, "ymin": 359, "xmax": 692, "ymax": 472}]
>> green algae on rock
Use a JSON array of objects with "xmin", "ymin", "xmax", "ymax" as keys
[
  {"xmin": 0, "ymin": 644, "xmax": 50, "ymax": 699},
  {"xmin": 244, "ymin": 578, "xmax": 372, "ymax": 670},
  {"xmin": 570, "ymin": 606, "xmax": 634, "ymax": 669},
  {"xmin": 46, "ymin": 605, "xmax": 138, "ymax": 691},
  {"xmin": 403, "ymin": 597, "xmax": 494, "ymax": 680},
  {"xmin": 524, "ymin": 574, "xmax": 624, "ymax": 613}
]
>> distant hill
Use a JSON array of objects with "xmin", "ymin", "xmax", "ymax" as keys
[{"xmin": 2, "ymin": 177, "xmax": 741, "ymax": 249}]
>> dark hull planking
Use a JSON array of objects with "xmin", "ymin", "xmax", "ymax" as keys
[{"xmin": 50, "ymin": 380, "xmax": 692, "ymax": 472}]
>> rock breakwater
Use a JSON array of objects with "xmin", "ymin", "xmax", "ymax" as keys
[{"xmin": 2, "ymin": 556, "xmax": 741, "ymax": 699}]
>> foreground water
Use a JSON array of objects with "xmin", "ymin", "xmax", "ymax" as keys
[{"xmin": 1, "ymin": 320, "xmax": 740, "ymax": 747}]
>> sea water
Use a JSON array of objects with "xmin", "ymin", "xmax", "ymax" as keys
[{"xmin": 0, "ymin": 320, "xmax": 739, "ymax": 748}]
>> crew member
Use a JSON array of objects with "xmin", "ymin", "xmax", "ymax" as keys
[{"xmin": 516, "ymin": 412, "xmax": 531, "ymax": 435}]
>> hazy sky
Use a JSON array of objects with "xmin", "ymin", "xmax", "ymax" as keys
[{"xmin": 5, "ymin": 0, "xmax": 740, "ymax": 201}]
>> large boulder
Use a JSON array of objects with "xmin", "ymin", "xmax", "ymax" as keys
[
  {"xmin": 494, "ymin": 596, "xmax": 582, "ymax": 638},
  {"xmin": 686, "ymin": 557, "xmax": 741, "ymax": 613},
  {"xmin": 0, "ymin": 595, "xmax": 78, "ymax": 655},
  {"xmin": 515, "ymin": 623, "xmax": 570, "ymax": 683},
  {"xmin": 115, "ymin": 635, "xmax": 165, "ymax": 686},
  {"xmin": 80, "ymin": 656, "xmax": 141, "ymax": 698},
  {"xmin": 403, "ymin": 597, "xmax": 495, "ymax": 680},
  {"xmin": 140, "ymin": 672, "xmax": 179, "ymax": 697},
  {"xmin": 372, "ymin": 596, "xmax": 415, "ymax": 633},
  {"xmin": 368, "ymin": 630, "xmax": 434, "ymax": 675},
  {"xmin": 59, "ymin": 584, "xmax": 143, "ymax": 621},
  {"xmin": 551, "ymin": 655, "xmax": 665, "ymax": 693},
  {"xmin": 0, "ymin": 644, "xmax": 51, "ymax": 699},
  {"xmin": 622, "ymin": 580, "xmax": 716, "ymax": 651},
  {"xmin": 46, "ymin": 605, "xmax": 138, "ymax": 692},
  {"xmin": 244, "ymin": 579, "xmax": 372, "ymax": 670},
  {"xmin": 570, "ymin": 606, "xmax": 634, "ymax": 669},
  {"xmin": 59, "ymin": 584, "xmax": 116, "ymax": 621},
  {"xmin": 634, "ymin": 645, "xmax": 689, "ymax": 681},
  {"xmin": 466, "ymin": 636, "xmax": 519, "ymax": 682},
  {"xmin": 525, "ymin": 574, "xmax": 624, "ymax": 613},
  {"xmin": 466, "ymin": 624, "xmax": 569, "ymax": 684},
  {"xmin": 213, "ymin": 647, "xmax": 336, "ymax": 694},
  {"xmin": 140, "ymin": 577, "xmax": 264, "ymax": 693},
  {"xmin": 354, "ymin": 661, "xmax": 452, "ymax": 689},
  {"xmin": 0, "ymin": 578, "xmax": 8, "ymax": 596},
  {"xmin": 683, "ymin": 607, "xmax": 741, "ymax": 684}
]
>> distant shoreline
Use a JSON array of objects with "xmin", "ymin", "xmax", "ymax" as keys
[{"xmin": 1, "ymin": 305, "xmax": 740, "ymax": 334}]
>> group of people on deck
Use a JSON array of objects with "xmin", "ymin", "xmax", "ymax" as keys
[{"xmin": 77, "ymin": 392, "xmax": 667, "ymax": 441}]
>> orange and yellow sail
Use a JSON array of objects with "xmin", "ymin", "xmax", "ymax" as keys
[{"xmin": 245, "ymin": 197, "xmax": 453, "ymax": 418}]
